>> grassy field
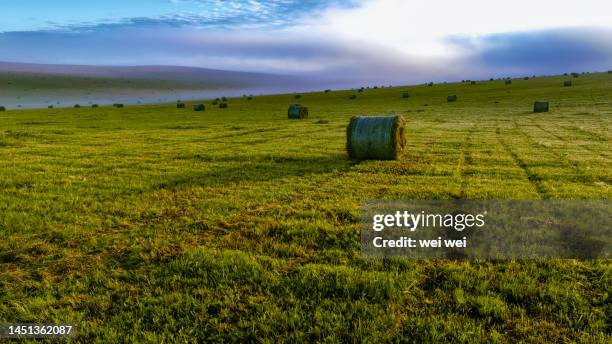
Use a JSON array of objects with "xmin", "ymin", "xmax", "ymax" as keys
[{"xmin": 0, "ymin": 73, "xmax": 611, "ymax": 342}]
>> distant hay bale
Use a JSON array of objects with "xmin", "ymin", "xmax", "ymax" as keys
[
  {"xmin": 357, "ymin": 88, "xmax": 364, "ymax": 92},
  {"xmin": 247, "ymin": 96, "xmax": 253, "ymax": 100},
  {"xmin": 113, "ymin": 103, "xmax": 124, "ymax": 108},
  {"xmin": 48, "ymin": 105, "xmax": 54, "ymax": 109},
  {"xmin": 325, "ymin": 89, "xmax": 332, "ymax": 93},
  {"xmin": 534, "ymin": 101, "xmax": 549, "ymax": 113},
  {"xmin": 564, "ymin": 80, "xmax": 572, "ymax": 87},
  {"xmin": 316, "ymin": 119, "xmax": 329, "ymax": 124},
  {"xmin": 177, "ymin": 102, "xmax": 185, "ymax": 108},
  {"xmin": 608, "ymin": 70, "xmax": 612, "ymax": 74},
  {"xmin": 401, "ymin": 91, "xmax": 410, "ymax": 98},
  {"xmin": 349, "ymin": 95, "xmax": 357, "ymax": 100},
  {"xmin": 288, "ymin": 104, "xmax": 308, "ymax": 119},
  {"xmin": 447, "ymin": 95, "xmax": 457, "ymax": 102},
  {"xmin": 92, "ymin": 104, "xmax": 98, "ymax": 108},
  {"xmin": 346, "ymin": 115, "xmax": 405, "ymax": 160},
  {"xmin": 471, "ymin": 81, "xmax": 476, "ymax": 85},
  {"xmin": 505, "ymin": 80, "xmax": 512, "ymax": 85},
  {"xmin": 0, "ymin": 106, "xmax": 6, "ymax": 111},
  {"xmin": 295, "ymin": 94, "xmax": 302, "ymax": 99},
  {"xmin": 193, "ymin": 104, "xmax": 205, "ymax": 111},
  {"xmin": 523, "ymin": 77, "xmax": 529, "ymax": 80},
  {"xmin": 427, "ymin": 82, "xmax": 434, "ymax": 86},
  {"xmin": 219, "ymin": 103, "xmax": 228, "ymax": 109},
  {"xmin": 571, "ymin": 73, "xmax": 580, "ymax": 78},
  {"xmin": 74, "ymin": 104, "xmax": 81, "ymax": 108}
]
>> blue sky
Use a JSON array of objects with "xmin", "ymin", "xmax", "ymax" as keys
[{"xmin": 1, "ymin": 0, "xmax": 612, "ymax": 84}]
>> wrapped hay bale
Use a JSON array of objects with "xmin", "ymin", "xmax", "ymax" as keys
[
  {"xmin": 288, "ymin": 104, "xmax": 308, "ymax": 119},
  {"xmin": 347, "ymin": 115, "xmax": 405, "ymax": 160},
  {"xmin": 534, "ymin": 101, "xmax": 549, "ymax": 113},
  {"xmin": 193, "ymin": 104, "xmax": 205, "ymax": 111},
  {"xmin": 177, "ymin": 102, "xmax": 185, "ymax": 108},
  {"xmin": 564, "ymin": 80, "xmax": 572, "ymax": 87},
  {"xmin": 219, "ymin": 103, "xmax": 228, "ymax": 109},
  {"xmin": 447, "ymin": 95, "xmax": 457, "ymax": 102},
  {"xmin": 401, "ymin": 91, "xmax": 410, "ymax": 98}
]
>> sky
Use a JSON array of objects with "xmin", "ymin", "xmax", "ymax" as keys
[{"xmin": 1, "ymin": 0, "xmax": 612, "ymax": 85}]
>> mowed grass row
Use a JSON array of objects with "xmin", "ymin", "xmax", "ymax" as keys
[{"xmin": 0, "ymin": 73, "xmax": 611, "ymax": 342}]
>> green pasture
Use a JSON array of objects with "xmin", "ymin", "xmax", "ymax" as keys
[{"xmin": 0, "ymin": 73, "xmax": 610, "ymax": 342}]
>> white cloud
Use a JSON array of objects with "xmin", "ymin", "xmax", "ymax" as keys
[{"xmin": 302, "ymin": 0, "xmax": 612, "ymax": 57}]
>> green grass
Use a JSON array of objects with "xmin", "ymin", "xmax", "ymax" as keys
[{"xmin": 0, "ymin": 73, "xmax": 611, "ymax": 342}]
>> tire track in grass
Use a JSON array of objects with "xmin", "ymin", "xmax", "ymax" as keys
[
  {"xmin": 538, "ymin": 124, "xmax": 610, "ymax": 160},
  {"xmin": 524, "ymin": 121, "xmax": 604, "ymax": 185},
  {"xmin": 451, "ymin": 124, "xmax": 477, "ymax": 199},
  {"xmin": 496, "ymin": 122, "xmax": 548, "ymax": 199}
]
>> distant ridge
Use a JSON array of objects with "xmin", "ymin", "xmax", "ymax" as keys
[{"xmin": 0, "ymin": 61, "xmax": 295, "ymax": 87}]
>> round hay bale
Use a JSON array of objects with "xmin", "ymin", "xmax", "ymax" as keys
[
  {"xmin": 177, "ymin": 102, "xmax": 185, "ymax": 108},
  {"xmin": 247, "ymin": 96, "xmax": 253, "ymax": 100},
  {"xmin": 505, "ymin": 80, "xmax": 512, "ymax": 85},
  {"xmin": 471, "ymin": 81, "xmax": 476, "ymax": 85},
  {"xmin": 401, "ymin": 91, "xmax": 410, "ymax": 98},
  {"xmin": 92, "ymin": 104, "xmax": 99, "ymax": 108},
  {"xmin": 219, "ymin": 103, "xmax": 228, "ymax": 109},
  {"xmin": 357, "ymin": 88, "xmax": 364, "ymax": 92},
  {"xmin": 349, "ymin": 95, "xmax": 357, "ymax": 100},
  {"xmin": 193, "ymin": 104, "xmax": 205, "ymax": 111},
  {"xmin": 295, "ymin": 94, "xmax": 301, "ymax": 99},
  {"xmin": 288, "ymin": 104, "xmax": 308, "ymax": 119},
  {"xmin": 324, "ymin": 89, "xmax": 332, "ymax": 93},
  {"xmin": 563, "ymin": 80, "xmax": 572, "ymax": 87},
  {"xmin": 48, "ymin": 105, "xmax": 54, "ymax": 109},
  {"xmin": 427, "ymin": 82, "xmax": 434, "ymax": 86},
  {"xmin": 113, "ymin": 103, "xmax": 124, "ymax": 108},
  {"xmin": 534, "ymin": 101, "xmax": 549, "ymax": 113},
  {"xmin": 447, "ymin": 95, "xmax": 457, "ymax": 102},
  {"xmin": 74, "ymin": 104, "xmax": 81, "ymax": 108},
  {"xmin": 316, "ymin": 119, "xmax": 329, "ymax": 124},
  {"xmin": 347, "ymin": 115, "xmax": 405, "ymax": 160},
  {"xmin": 0, "ymin": 106, "xmax": 6, "ymax": 111}
]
